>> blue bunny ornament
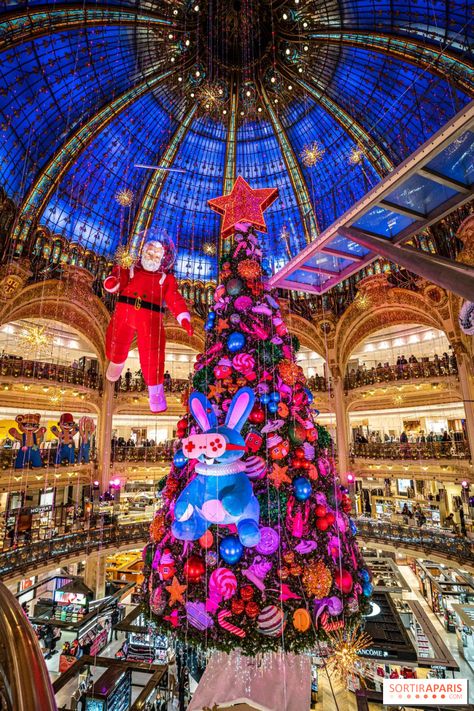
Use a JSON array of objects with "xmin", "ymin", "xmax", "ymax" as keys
[{"xmin": 172, "ymin": 387, "xmax": 261, "ymax": 548}]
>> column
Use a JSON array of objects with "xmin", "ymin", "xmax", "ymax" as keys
[
  {"xmin": 455, "ymin": 351, "xmax": 474, "ymax": 460},
  {"xmin": 332, "ymin": 376, "xmax": 350, "ymax": 485},
  {"xmin": 97, "ymin": 379, "xmax": 115, "ymax": 493},
  {"xmin": 84, "ymin": 551, "xmax": 107, "ymax": 600}
]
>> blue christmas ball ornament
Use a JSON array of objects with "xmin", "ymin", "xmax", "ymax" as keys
[
  {"xmin": 293, "ymin": 476, "xmax": 312, "ymax": 501},
  {"xmin": 349, "ymin": 519, "xmax": 358, "ymax": 536},
  {"xmin": 173, "ymin": 449, "xmax": 187, "ymax": 469},
  {"xmin": 362, "ymin": 582, "xmax": 373, "ymax": 597},
  {"xmin": 260, "ymin": 393, "xmax": 271, "ymax": 406},
  {"xmin": 227, "ymin": 332, "xmax": 246, "ymax": 352},
  {"xmin": 267, "ymin": 401, "xmax": 279, "ymax": 414},
  {"xmin": 360, "ymin": 569, "xmax": 370, "ymax": 583},
  {"xmin": 304, "ymin": 388, "xmax": 313, "ymax": 404},
  {"xmin": 219, "ymin": 536, "xmax": 243, "ymax": 565},
  {"xmin": 269, "ymin": 392, "xmax": 281, "ymax": 403}
]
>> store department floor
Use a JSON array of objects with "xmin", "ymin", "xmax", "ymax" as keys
[
  {"xmin": 399, "ymin": 565, "xmax": 474, "ymax": 703},
  {"xmin": 32, "ymin": 558, "xmax": 474, "ymax": 710}
]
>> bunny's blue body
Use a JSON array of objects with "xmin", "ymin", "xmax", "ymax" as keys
[{"xmin": 172, "ymin": 387, "xmax": 261, "ymax": 548}]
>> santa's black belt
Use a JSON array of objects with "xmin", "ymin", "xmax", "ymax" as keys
[{"xmin": 118, "ymin": 295, "xmax": 165, "ymax": 312}]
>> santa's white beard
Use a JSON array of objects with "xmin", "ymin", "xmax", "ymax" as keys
[{"xmin": 141, "ymin": 254, "xmax": 162, "ymax": 272}]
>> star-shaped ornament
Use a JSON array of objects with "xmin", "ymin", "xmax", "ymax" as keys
[
  {"xmin": 207, "ymin": 382, "xmax": 225, "ymax": 400},
  {"xmin": 208, "ymin": 176, "xmax": 279, "ymax": 239},
  {"xmin": 269, "ymin": 463, "xmax": 291, "ymax": 488},
  {"xmin": 166, "ymin": 576, "xmax": 187, "ymax": 606},
  {"xmin": 217, "ymin": 318, "xmax": 229, "ymax": 333}
]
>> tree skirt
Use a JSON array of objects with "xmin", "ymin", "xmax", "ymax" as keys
[{"xmin": 188, "ymin": 650, "xmax": 311, "ymax": 711}]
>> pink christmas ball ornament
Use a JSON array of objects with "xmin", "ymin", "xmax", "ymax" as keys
[
  {"xmin": 334, "ymin": 569, "xmax": 354, "ymax": 594},
  {"xmin": 234, "ymin": 295, "xmax": 253, "ymax": 312},
  {"xmin": 245, "ymin": 455, "xmax": 267, "ymax": 480}
]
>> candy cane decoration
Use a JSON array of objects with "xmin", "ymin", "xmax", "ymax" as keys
[
  {"xmin": 320, "ymin": 611, "xmax": 344, "ymax": 632},
  {"xmin": 218, "ymin": 609, "xmax": 246, "ymax": 638}
]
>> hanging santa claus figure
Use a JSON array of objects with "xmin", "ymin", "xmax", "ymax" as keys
[{"xmin": 104, "ymin": 231, "xmax": 193, "ymax": 413}]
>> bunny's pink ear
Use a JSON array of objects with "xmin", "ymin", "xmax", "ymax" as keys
[
  {"xmin": 225, "ymin": 387, "xmax": 255, "ymax": 432},
  {"xmin": 189, "ymin": 392, "xmax": 217, "ymax": 432}
]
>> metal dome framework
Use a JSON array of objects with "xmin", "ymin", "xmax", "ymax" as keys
[{"xmin": 0, "ymin": 0, "xmax": 472, "ymax": 281}]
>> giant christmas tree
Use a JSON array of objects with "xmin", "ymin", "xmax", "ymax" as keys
[{"xmin": 142, "ymin": 178, "xmax": 371, "ymax": 655}]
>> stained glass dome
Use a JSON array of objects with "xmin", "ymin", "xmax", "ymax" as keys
[{"xmin": 0, "ymin": 0, "xmax": 472, "ymax": 280}]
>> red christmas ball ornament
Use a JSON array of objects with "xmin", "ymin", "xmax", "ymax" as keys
[
  {"xmin": 325, "ymin": 512, "xmax": 336, "ymax": 526},
  {"xmin": 301, "ymin": 460, "xmax": 311, "ymax": 470},
  {"xmin": 248, "ymin": 404, "xmax": 265, "ymax": 424},
  {"xmin": 245, "ymin": 601, "xmax": 260, "ymax": 618},
  {"xmin": 199, "ymin": 530, "xmax": 214, "ymax": 548},
  {"xmin": 315, "ymin": 504, "xmax": 327, "ymax": 518},
  {"xmin": 240, "ymin": 585, "xmax": 254, "ymax": 602},
  {"xmin": 294, "ymin": 447, "xmax": 306, "ymax": 459},
  {"xmin": 231, "ymin": 598, "xmax": 246, "ymax": 615},
  {"xmin": 176, "ymin": 417, "xmax": 188, "ymax": 437},
  {"xmin": 315, "ymin": 517, "xmax": 329, "ymax": 531},
  {"xmin": 292, "ymin": 457, "xmax": 304, "ymax": 469},
  {"xmin": 306, "ymin": 427, "xmax": 318, "ymax": 443},
  {"xmin": 183, "ymin": 555, "xmax": 205, "ymax": 583},
  {"xmin": 334, "ymin": 569, "xmax": 354, "ymax": 594}
]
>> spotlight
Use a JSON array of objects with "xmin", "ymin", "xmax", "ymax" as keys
[
  {"xmin": 194, "ymin": 4, "xmax": 199, "ymax": 10},
  {"xmin": 282, "ymin": 12, "xmax": 288, "ymax": 19}
]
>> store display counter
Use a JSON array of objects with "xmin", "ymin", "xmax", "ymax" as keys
[
  {"xmin": 452, "ymin": 604, "xmax": 474, "ymax": 668},
  {"xmin": 414, "ymin": 561, "xmax": 474, "ymax": 632},
  {"xmin": 85, "ymin": 667, "xmax": 131, "ymax": 711}
]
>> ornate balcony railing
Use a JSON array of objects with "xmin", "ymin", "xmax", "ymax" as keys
[
  {"xmin": 0, "ymin": 357, "xmax": 103, "ymax": 390},
  {"xmin": 0, "ymin": 581, "xmax": 57, "ymax": 710},
  {"xmin": 0, "ymin": 521, "xmax": 149, "ymax": 578},
  {"xmin": 356, "ymin": 518, "xmax": 474, "ymax": 565},
  {"xmin": 344, "ymin": 360, "xmax": 458, "ymax": 390},
  {"xmin": 111, "ymin": 443, "xmax": 174, "ymax": 463},
  {"xmin": 0, "ymin": 446, "xmax": 95, "ymax": 470},
  {"xmin": 114, "ymin": 376, "xmax": 190, "ymax": 395},
  {"xmin": 306, "ymin": 375, "xmax": 330, "ymax": 392},
  {"xmin": 351, "ymin": 440, "xmax": 470, "ymax": 460},
  {"xmin": 2, "ymin": 518, "xmax": 473, "ymax": 580}
]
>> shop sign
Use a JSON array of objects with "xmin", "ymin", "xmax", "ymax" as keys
[
  {"xmin": 383, "ymin": 679, "xmax": 468, "ymax": 705},
  {"xmin": 20, "ymin": 505, "xmax": 53, "ymax": 515},
  {"xmin": 357, "ymin": 648, "xmax": 390, "ymax": 659}
]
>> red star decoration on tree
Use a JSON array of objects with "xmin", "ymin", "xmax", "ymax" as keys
[{"xmin": 208, "ymin": 176, "xmax": 279, "ymax": 238}]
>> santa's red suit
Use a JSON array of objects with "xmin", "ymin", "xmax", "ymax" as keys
[{"xmin": 104, "ymin": 247, "xmax": 192, "ymax": 411}]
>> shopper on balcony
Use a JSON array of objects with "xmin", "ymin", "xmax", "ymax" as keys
[
  {"xmin": 408, "ymin": 354, "xmax": 418, "ymax": 364},
  {"xmin": 124, "ymin": 368, "xmax": 132, "ymax": 390},
  {"xmin": 400, "ymin": 431, "xmax": 408, "ymax": 444}
]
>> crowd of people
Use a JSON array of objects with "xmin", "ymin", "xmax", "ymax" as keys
[
  {"xmin": 0, "ymin": 354, "xmax": 102, "ymax": 389},
  {"xmin": 345, "ymin": 351, "xmax": 458, "ymax": 389},
  {"xmin": 355, "ymin": 429, "xmax": 464, "ymax": 445},
  {"xmin": 115, "ymin": 368, "xmax": 190, "ymax": 394}
]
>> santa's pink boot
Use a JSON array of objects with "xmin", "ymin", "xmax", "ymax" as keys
[
  {"xmin": 106, "ymin": 361, "xmax": 126, "ymax": 382},
  {"xmin": 149, "ymin": 384, "xmax": 167, "ymax": 413}
]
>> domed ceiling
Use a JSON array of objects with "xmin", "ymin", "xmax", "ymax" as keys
[{"xmin": 0, "ymin": 0, "xmax": 472, "ymax": 281}]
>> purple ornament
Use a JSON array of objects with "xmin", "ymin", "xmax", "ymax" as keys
[
  {"xmin": 326, "ymin": 596, "xmax": 344, "ymax": 616},
  {"xmin": 295, "ymin": 539, "xmax": 318, "ymax": 554},
  {"xmin": 186, "ymin": 601, "xmax": 214, "ymax": 630},
  {"xmin": 255, "ymin": 527, "xmax": 280, "ymax": 555},
  {"xmin": 230, "ymin": 313, "xmax": 241, "ymax": 325}
]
